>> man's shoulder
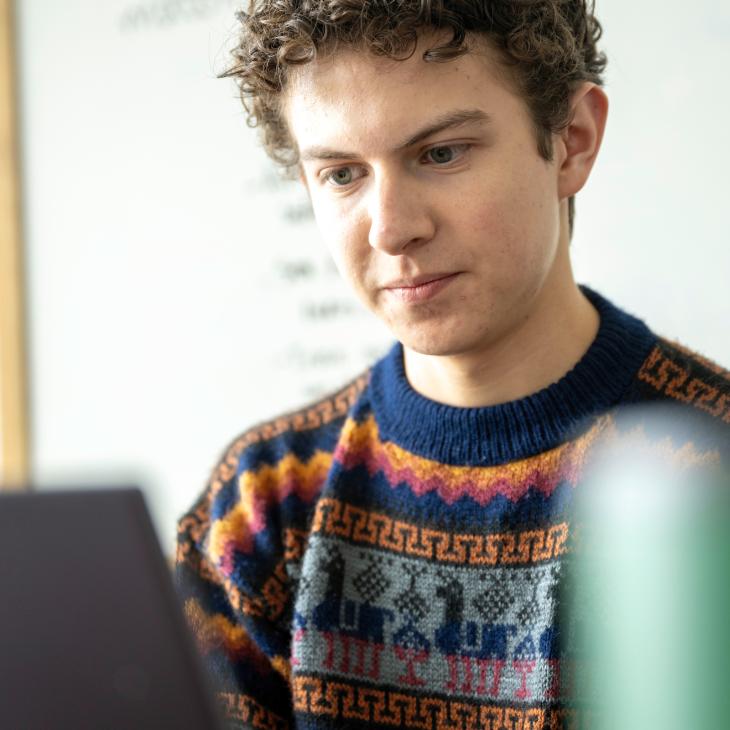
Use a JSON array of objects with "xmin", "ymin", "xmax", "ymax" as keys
[
  {"xmin": 177, "ymin": 367, "xmax": 372, "ymax": 536},
  {"xmin": 633, "ymin": 336, "xmax": 730, "ymax": 427},
  {"xmin": 175, "ymin": 368, "xmax": 372, "ymax": 595},
  {"xmin": 207, "ymin": 368, "xmax": 371, "ymax": 494}
]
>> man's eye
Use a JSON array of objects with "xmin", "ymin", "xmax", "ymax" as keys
[
  {"xmin": 424, "ymin": 144, "xmax": 469, "ymax": 165},
  {"xmin": 324, "ymin": 167, "xmax": 363, "ymax": 186}
]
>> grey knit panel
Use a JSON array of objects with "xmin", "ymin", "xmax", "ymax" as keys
[{"xmin": 292, "ymin": 533, "xmax": 569, "ymax": 703}]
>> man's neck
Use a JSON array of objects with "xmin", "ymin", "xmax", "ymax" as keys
[{"xmin": 402, "ymin": 279, "xmax": 600, "ymax": 409}]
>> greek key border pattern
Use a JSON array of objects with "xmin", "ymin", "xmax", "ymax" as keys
[
  {"xmin": 309, "ymin": 497, "xmax": 569, "ymax": 567},
  {"xmin": 218, "ymin": 691, "xmax": 290, "ymax": 730},
  {"xmin": 638, "ymin": 344, "xmax": 730, "ymax": 423},
  {"xmin": 292, "ymin": 675, "xmax": 578, "ymax": 729}
]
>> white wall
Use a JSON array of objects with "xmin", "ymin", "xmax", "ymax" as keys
[
  {"xmin": 15, "ymin": 0, "xmax": 730, "ymax": 552},
  {"xmin": 572, "ymin": 0, "xmax": 730, "ymax": 344}
]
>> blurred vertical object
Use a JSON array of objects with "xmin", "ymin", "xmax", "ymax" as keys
[
  {"xmin": 567, "ymin": 403, "xmax": 730, "ymax": 730},
  {"xmin": 0, "ymin": 0, "xmax": 29, "ymax": 490}
]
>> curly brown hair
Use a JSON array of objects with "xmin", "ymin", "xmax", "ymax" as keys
[{"xmin": 219, "ymin": 0, "xmax": 607, "ymax": 234}]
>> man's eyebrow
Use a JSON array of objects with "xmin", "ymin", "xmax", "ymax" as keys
[
  {"xmin": 398, "ymin": 109, "xmax": 492, "ymax": 149},
  {"xmin": 299, "ymin": 109, "xmax": 492, "ymax": 162}
]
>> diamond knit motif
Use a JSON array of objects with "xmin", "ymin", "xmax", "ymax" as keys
[
  {"xmin": 394, "ymin": 585, "xmax": 428, "ymax": 621},
  {"xmin": 516, "ymin": 572, "xmax": 544, "ymax": 629},
  {"xmin": 353, "ymin": 555, "xmax": 391, "ymax": 603},
  {"xmin": 394, "ymin": 564, "xmax": 428, "ymax": 621},
  {"xmin": 473, "ymin": 572, "xmax": 515, "ymax": 623},
  {"xmin": 517, "ymin": 596, "xmax": 543, "ymax": 629}
]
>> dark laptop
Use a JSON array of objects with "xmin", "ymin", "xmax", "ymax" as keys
[{"xmin": 0, "ymin": 487, "xmax": 225, "ymax": 730}]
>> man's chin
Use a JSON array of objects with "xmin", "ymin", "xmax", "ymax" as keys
[
  {"xmin": 398, "ymin": 331, "xmax": 474, "ymax": 359},
  {"xmin": 394, "ymin": 318, "xmax": 508, "ymax": 361}
]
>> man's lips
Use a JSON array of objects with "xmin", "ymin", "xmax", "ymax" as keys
[
  {"xmin": 382, "ymin": 272, "xmax": 461, "ymax": 303},
  {"xmin": 383, "ymin": 272, "xmax": 459, "ymax": 289}
]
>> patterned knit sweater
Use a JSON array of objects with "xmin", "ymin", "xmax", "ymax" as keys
[{"xmin": 175, "ymin": 287, "xmax": 730, "ymax": 729}]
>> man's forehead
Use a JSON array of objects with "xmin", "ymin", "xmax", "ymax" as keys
[
  {"xmin": 283, "ymin": 38, "xmax": 515, "ymax": 156},
  {"xmin": 284, "ymin": 47, "xmax": 449, "ymax": 114}
]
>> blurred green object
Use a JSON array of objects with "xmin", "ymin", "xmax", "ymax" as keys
[
  {"xmin": 567, "ymin": 411, "xmax": 730, "ymax": 730},
  {"xmin": 685, "ymin": 480, "xmax": 730, "ymax": 730}
]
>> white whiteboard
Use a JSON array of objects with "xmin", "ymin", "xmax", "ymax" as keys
[{"xmin": 15, "ymin": 0, "xmax": 730, "ymax": 552}]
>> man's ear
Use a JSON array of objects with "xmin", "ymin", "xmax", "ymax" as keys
[{"xmin": 557, "ymin": 83, "xmax": 609, "ymax": 200}]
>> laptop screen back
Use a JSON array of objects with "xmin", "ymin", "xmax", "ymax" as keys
[{"xmin": 0, "ymin": 488, "xmax": 224, "ymax": 730}]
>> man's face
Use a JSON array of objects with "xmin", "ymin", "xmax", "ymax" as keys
[{"xmin": 285, "ymin": 35, "xmax": 569, "ymax": 359}]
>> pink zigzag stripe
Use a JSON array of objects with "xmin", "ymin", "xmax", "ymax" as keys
[
  {"xmin": 218, "ymin": 473, "xmax": 327, "ymax": 574},
  {"xmin": 335, "ymin": 443, "xmax": 580, "ymax": 505}
]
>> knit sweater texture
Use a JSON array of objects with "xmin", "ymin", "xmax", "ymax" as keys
[{"xmin": 175, "ymin": 287, "xmax": 730, "ymax": 729}]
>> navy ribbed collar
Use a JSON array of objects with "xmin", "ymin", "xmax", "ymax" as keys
[{"xmin": 369, "ymin": 286, "xmax": 657, "ymax": 466}]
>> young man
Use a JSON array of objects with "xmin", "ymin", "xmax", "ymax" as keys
[{"xmin": 176, "ymin": 2, "xmax": 730, "ymax": 727}]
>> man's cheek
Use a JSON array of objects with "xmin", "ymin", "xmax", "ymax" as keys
[{"xmin": 464, "ymin": 193, "xmax": 511, "ymax": 236}]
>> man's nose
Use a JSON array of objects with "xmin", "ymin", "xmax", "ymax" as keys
[{"xmin": 367, "ymin": 174, "xmax": 435, "ymax": 255}]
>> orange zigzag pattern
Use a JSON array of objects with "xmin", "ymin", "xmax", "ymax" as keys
[
  {"xmin": 209, "ymin": 450, "xmax": 333, "ymax": 572},
  {"xmin": 183, "ymin": 598, "xmax": 289, "ymax": 681},
  {"xmin": 333, "ymin": 414, "xmax": 611, "ymax": 505}
]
